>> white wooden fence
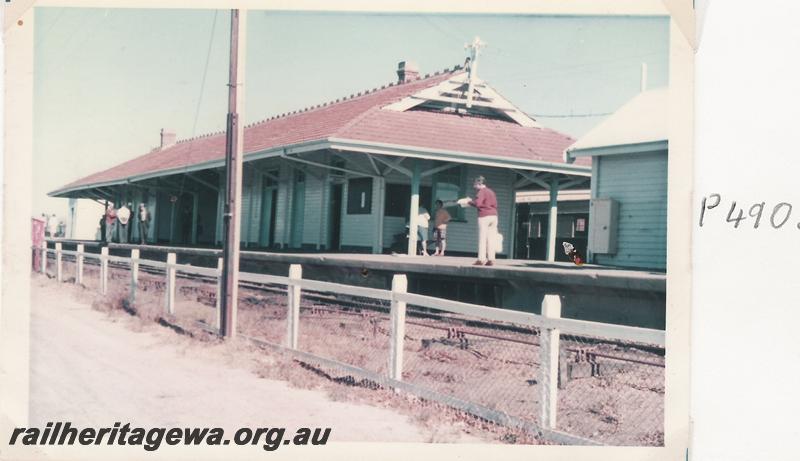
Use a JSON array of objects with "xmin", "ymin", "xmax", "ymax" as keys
[{"xmin": 37, "ymin": 241, "xmax": 665, "ymax": 445}]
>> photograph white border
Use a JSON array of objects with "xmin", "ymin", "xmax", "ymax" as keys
[{"xmin": 1, "ymin": 1, "xmax": 694, "ymax": 459}]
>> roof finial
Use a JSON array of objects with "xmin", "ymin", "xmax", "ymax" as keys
[{"xmin": 464, "ymin": 36, "xmax": 486, "ymax": 108}]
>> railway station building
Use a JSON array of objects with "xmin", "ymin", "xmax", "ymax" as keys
[
  {"xmin": 51, "ymin": 61, "xmax": 591, "ymax": 260},
  {"xmin": 565, "ymin": 87, "xmax": 668, "ymax": 271}
]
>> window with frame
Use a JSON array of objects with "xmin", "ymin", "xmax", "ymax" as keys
[
  {"xmin": 385, "ymin": 184, "xmax": 432, "ymax": 218},
  {"xmin": 347, "ymin": 177, "xmax": 373, "ymax": 214},
  {"xmin": 432, "ymin": 166, "xmax": 467, "ymax": 221}
]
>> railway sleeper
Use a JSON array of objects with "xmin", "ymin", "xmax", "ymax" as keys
[{"xmin": 561, "ymin": 349, "xmax": 638, "ymax": 386}]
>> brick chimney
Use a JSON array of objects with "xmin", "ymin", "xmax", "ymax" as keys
[
  {"xmin": 160, "ymin": 129, "xmax": 176, "ymax": 149},
  {"xmin": 396, "ymin": 61, "xmax": 420, "ymax": 83}
]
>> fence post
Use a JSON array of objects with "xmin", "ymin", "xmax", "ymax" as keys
[
  {"xmin": 165, "ymin": 252, "xmax": 176, "ymax": 315},
  {"xmin": 76, "ymin": 244, "xmax": 84, "ymax": 285},
  {"xmin": 40, "ymin": 241, "xmax": 47, "ymax": 275},
  {"xmin": 389, "ymin": 274, "xmax": 408, "ymax": 382},
  {"xmin": 286, "ymin": 264, "xmax": 302, "ymax": 349},
  {"xmin": 130, "ymin": 249, "xmax": 140, "ymax": 305},
  {"xmin": 100, "ymin": 247, "xmax": 109, "ymax": 295},
  {"xmin": 55, "ymin": 242, "xmax": 63, "ymax": 283},
  {"xmin": 215, "ymin": 257, "xmax": 223, "ymax": 333},
  {"xmin": 540, "ymin": 294, "xmax": 562, "ymax": 429}
]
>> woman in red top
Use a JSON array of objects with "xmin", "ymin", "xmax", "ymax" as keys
[
  {"xmin": 104, "ymin": 203, "xmax": 117, "ymax": 244},
  {"xmin": 469, "ymin": 176, "xmax": 499, "ymax": 266}
]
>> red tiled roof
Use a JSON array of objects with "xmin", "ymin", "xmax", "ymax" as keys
[
  {"xmin": 338, "ymin": 108, "xmax": 577, "ymax": 163},
  {"xmin": 52, "ymin": 67, "xmax": 584, "ymax": 195}
]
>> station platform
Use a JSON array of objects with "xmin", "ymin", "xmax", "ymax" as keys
[{"xmin": 46, "ymin": 240, "xmax": 667, "ymax": 329}]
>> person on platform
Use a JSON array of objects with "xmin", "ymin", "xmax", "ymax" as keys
[
  {"xmin": 468, "ymin": 176, "xmax": 499, "ymax": 266},
  {"xmin": 45, "ymin": 214, "xmax": 57, "ymax": 238},
  {"xmin": 98, "ymin": 215, "xmax": 106, "ymax": 241},
  {"xmin": 180, "ymin": 200, "xmax": 192, "ymax": 244},
  {"xmin": 104, "ymin": 203, "xmax": 117, "ymax": 244},
  {"xmin": 432, "ymin": 200, "xmax": 451, "ymax": 256},
  {"xmin": 117, "ymin": 203, "xmax": 131, "ymax": 244},
  {"xmin": 138, "ymin": 203, "xmax": 150, "ymax": 245},
  {"xmin": 417, "ymin": 206, "xmax": 431, "ymax": 256}
]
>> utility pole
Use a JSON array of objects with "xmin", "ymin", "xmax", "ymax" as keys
[{"xmin": 220, "ymin": 9, "xmax": 247, "ymax": 338}]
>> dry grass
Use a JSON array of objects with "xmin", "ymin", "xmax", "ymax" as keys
[
  {"xmin": 44, "ymin": 266, "xmax": 522, "ymax": 443},
  {"xmin": 42, "ymin": 262, "xmax": 664, "ymax": 446}
]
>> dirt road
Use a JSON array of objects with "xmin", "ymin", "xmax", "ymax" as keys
[{"xmin": 27, "ymin": 275, "xmax": 459, "ymax": 443}]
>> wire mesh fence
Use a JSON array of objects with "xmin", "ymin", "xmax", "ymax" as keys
[
  {"xmin": 236, "ymin": 282, "xmax": 288, "ymax": 346},
  {"xmin": 555, "ymin": 333, "xmax": 665, "ymax": 446},
  {"xmin": 34, "ymin": 244, "xmax": 665, "ymax": 446},
  {"xmin": 136, "ymin": 266, "xmax": 169, "ymax": 308},
  {"xmin": 81, "ymin": 261, "xmax": 102, "ymax": 291},
  {"xmin": 105, "ymin": 261, "xmax": 134, "ymax": 302},
  {"xmin": 296, "ymin": 292, "xmax": 392, "ymax": 378},
  {"xmin": 402, "ymin": 304, "xmax": 542, "ymax": 425},
  {"xmin": 173, "ymin": 272, "xmax": 218, "ymax": 328}
]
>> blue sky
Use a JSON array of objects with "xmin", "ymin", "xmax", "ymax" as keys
[{"xmin": 33, "ymin": 8, "xmax": 669, "ymax": 217}]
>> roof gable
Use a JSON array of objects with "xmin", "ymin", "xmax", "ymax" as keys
[
  {"xmin": 383, "ymin": 71, "xmax": 541, "ymax": 128},
  {"xmin": 567, "ymin": 88, "xmax": 668, "ymax": 155}
]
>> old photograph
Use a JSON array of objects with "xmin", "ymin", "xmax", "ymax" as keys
[{"xmin": 25, "ymin": 5, "xmax": 673, "ymax": 451}]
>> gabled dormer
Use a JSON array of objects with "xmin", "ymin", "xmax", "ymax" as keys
[{"xmin": 384, "ymin": 37, "xmax": 541, "ymax": 128}]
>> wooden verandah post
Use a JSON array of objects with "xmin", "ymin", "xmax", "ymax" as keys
[
  {"xmin": 406, "ymin": 160, "xmax": 421, "ymax": 256},
  {"xmin": 545, "ymin": 176, "xmax": 560, "ymax": 262}
]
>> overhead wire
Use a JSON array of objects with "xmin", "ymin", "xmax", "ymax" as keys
[
  {"xmin": 421, "ymin": 15, "xmax": 467, "ymax": 47},
  {"xmin": 187, "ymin": 10, "xmax": 220, "ymax": 162},
  {"xmin": 494, "ymin": 50, "xmax": 667, "ymax": 82},
  {"xmin": 527, "ymin": 112, "xmax": 612, "ymax": 119},
  {"xmin": 174, "ymin": 10, "xmax": 219, "ymax": 242}
]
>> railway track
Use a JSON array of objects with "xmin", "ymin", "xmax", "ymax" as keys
[{"xmin": 53, "ymin": 254, "xmax": 665, "ymax": 369}]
